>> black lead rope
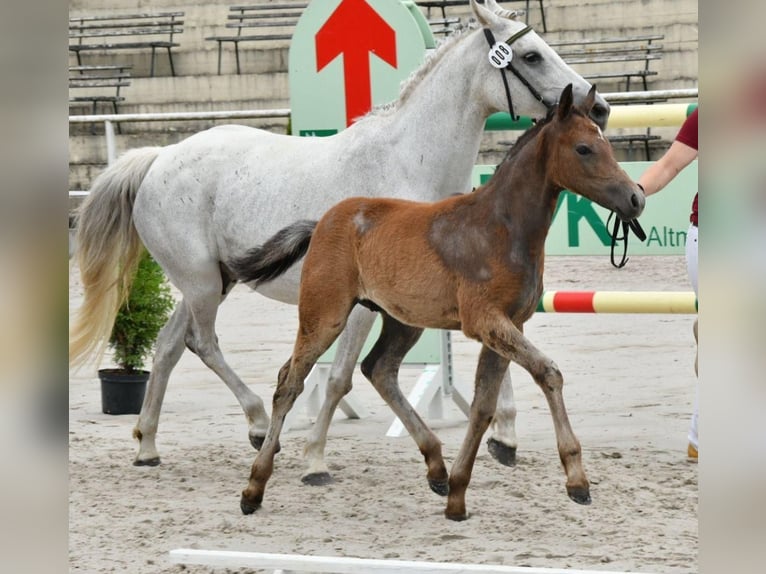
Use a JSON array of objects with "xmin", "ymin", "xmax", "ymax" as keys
[{"xmin": 608, "ymin": 212, "xmax": 647, "ymax": 268}]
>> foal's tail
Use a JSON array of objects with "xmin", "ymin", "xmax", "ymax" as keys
[
  {"xmin": 69, "ymin": 147, "xmax": 162, "ymax": 368},
  {"xmin": 229, "ymin": 220, "xmax": 317, "ymax": 286}
]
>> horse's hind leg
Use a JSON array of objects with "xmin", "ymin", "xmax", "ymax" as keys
[
  {"xmin": 133, "ymin": 300, "xmax": 190, "ymax": 465},
  {"xmin": 360, "ymin": 313, "xmax": 449, "ymax": 496},
  {"xmin": 183, "ymin": 268, "xmax": 270, "ymax": 446},
  {"xmin": 446, "ymin": 345, "xmax": 509, "ymax": 520},
  {"xmin": 487, "ymin": 370, "xmax": 519, "ymax": 466},
  {"xmin": 302, "ymin": 305, "xmax": 378, "ymax": 486}
]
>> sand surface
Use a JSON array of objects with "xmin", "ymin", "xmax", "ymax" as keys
[{"xmin": 69, "ymin": 255, "xmax": 698, "ymax": 573}]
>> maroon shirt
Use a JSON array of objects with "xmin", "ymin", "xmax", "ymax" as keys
[{"xmin": 676, "ymin": 108, "xmax": 698, "ymax": 226}]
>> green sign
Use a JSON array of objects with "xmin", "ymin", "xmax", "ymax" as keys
[
  {"xmin": 472, "ymin": 161, "xmax": 698, "ymax": 255},
  {"xmin": 289, "ymin": 0, "xmax": 433, "ymax": 136}
]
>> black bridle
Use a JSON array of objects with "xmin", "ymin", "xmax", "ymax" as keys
[
  {"xmin": 608, "ymin": 185, "xmax": 648, "ymax": 268},
  {"xmin": 482, "ymin": 25, "xmax": 551, "ymax": 120}
]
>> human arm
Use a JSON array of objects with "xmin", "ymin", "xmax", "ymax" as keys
[{"xmin": 637, "ymin": 139, "xmax": 698, "ymax": 197}]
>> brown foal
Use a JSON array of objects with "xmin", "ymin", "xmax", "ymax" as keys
[{"xmin": 230, "ymin": 84, "xmax": 645, "ymax": 520}]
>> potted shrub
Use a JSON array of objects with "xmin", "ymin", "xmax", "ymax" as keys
[{"xmin": 99, "ymin": 251, "xmax": 175, "ymax": 414}]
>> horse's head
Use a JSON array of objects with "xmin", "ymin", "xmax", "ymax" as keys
[
  {"xmin": 471, "ymin": 0, "xmax": 610, "ymax": 129},
  {"xmin": 545, "ymin": 84, "xmax": 645, "ymax": 221}
]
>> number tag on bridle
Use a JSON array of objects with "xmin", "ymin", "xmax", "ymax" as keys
[{"xmin": 488, "ymin": 41, "xmax": 513, "ymax": 68}]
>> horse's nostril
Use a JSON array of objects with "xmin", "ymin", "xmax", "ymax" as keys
[
  {"xmin": 592, "ymin": 104, "xmax": 608, "ymax": 119},
  {"xmin": 631, "ymin": 194, "xmax": 639, "ymax": 208}
]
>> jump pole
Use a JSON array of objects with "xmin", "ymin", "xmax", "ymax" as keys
[
  {"xmin": 169, "ymin": 549, "xmax": 659, "ymax": 574},
  {"xmin": 537, "ymin": 290, "xmax": 698, "ymax": 314}
]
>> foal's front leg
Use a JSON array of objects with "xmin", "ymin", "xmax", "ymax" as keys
[
  {"xmin": 480, "ymin": 317, "xmax": 590, "ymax": 506},
  {"xmin": 446, "ymin": 345, "xmax": 509, "ymax": 520}
]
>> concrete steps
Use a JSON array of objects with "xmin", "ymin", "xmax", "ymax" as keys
[{"xmin": 69, "ymin": 0, "xmax": 698, "ymax": 202}]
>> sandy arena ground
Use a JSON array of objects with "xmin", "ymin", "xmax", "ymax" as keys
[{"xmin": 69, "ymin": 255, "xmax": 698, "ymax": 573}]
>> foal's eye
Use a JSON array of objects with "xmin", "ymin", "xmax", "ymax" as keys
[
  {"xmin": 576, "ymin": 144, "xmax": 593, "ymax": 156},
  {"xmin": 523, "ymin": 52, "xmax": 542, "ymax": 64}
]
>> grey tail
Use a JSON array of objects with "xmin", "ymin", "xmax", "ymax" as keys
[{"xmin": 229, "ymin": 220, "xmax": 317, "ymax": 286}]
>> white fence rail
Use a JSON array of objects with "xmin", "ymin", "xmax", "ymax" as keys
[
  {"xmin": 68, "ymin": 89, "xmax": 696, "ymax": 166},
  {"xmin": 168, "ymin": 550, "xmax": 660, "ymax": 574}
]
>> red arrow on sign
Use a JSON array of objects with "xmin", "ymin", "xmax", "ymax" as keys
[{"xmin": 315, "ymin": 0, "xmax": 397, "ymax": 127}]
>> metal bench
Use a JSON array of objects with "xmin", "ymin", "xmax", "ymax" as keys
[
  {"xmin": 416, "ymin": 1, "xmax": 547, "ymax": 33},
  {"xmin": 205, "ymin": 3, "xmax": 307, "ymax": 75},
  {"xmin": 69, "ymin": 12, "xmax": 184, "ymax": 77},
  {"xmin": 68, "ymin": 65, "xmax": 132, "ymax": 128},
  {"xmin": 550, "ymin": 34, "xmax": 664, "ymax": 92}
]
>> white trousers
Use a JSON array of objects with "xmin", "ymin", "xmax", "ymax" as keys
[{"xmin": 685, "ymin": 224, "xmax": 699, "ymax": 450}]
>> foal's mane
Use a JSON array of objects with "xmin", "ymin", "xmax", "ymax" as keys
[{"xmin": 490, "ymin": 104, "xmax": 588, "ymax": 179}]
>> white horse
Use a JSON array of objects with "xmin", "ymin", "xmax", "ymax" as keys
[{"xmin": 70, "ymin": 0, "xmax": 609, "ymax": 484}]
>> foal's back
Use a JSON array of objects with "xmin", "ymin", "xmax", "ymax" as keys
[{"xmin": 301, "ymin": 190, "xmax": 535, "ymax": 331}]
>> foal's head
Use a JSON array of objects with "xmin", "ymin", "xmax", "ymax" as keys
[{"xmin": 542, "ymin": 84, "xmax": 645, "ymax": 221}]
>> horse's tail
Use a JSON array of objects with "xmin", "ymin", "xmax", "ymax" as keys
[
  {"xmin": 229, "ymin": 220, "xmax": 317, "ymax": 286},
  {"xmin": 69, "ymin": 147, "xmax": 162, "ymax": 368}
]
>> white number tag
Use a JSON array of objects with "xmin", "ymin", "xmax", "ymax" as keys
[{"xmin": 488, "ymin": 41, "xmax": 513, "ymax": 68}]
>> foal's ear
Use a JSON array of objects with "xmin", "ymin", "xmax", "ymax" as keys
[{"xmin": 557, "ymin": 84, "xmax": 574, "ymax": 120}]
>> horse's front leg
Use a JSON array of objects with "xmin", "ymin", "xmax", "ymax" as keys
[
  {"xmin": 301, "ymin": 305, "xmax": 377, "ymax": 485},
  {"xmin": 487, "ymin": 369, "xmax": 519, "ymax": 466},
  {"xmin": 446, "ymin": 345, "xmax": 509, "ymax": 520}
]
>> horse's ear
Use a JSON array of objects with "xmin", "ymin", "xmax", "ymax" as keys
[
  {"xmin": 584, "ymin": 84, "xmax": 598, "ymax": 115},
  {"xmin": 557, "ymin": 84, "xmax": 574, "ymax": 120},
  {"xmin": 484, "ymin": 0, "xmax": 519, "ymax": 19},
  {"xmin": 470, "ymin": 0, "xmax": 493, "ymax": 26}
]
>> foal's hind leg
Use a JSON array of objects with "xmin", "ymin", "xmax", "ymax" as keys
[
  {"xmin": 360, "ymin": 313, "xmax": 449, "ymax": 496},
  {"xmin": 241, "ymin": 300, "xmax": 352, "ymax": 513},
  {"xmin": 446, "ymin": 345, "xmax": 509, "ymax": 520},
  {"xmin": 302, "ymin": 305, "xmax": 378, "ymax": 486}
]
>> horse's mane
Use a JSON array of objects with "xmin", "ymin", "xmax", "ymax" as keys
[{"xmin": 368, "ymin": 19, "xmax": 481, "ymax": 117}]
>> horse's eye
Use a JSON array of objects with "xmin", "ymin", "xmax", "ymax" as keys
[
  {"xmin": 576, "ymin": 144, "xmax": 592, "ymax": 156},
  {"xmin": 523, "ymin": 52, "xmax": 542, "ymax": 64}
]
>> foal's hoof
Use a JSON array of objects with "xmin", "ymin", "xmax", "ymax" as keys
[
  {"xmin": 133, "ymin": 457, "xmax": 161, "ymax": 467},
  {"xmin": 240, "ymin": 493, "xmax": 263, "ymax": 515},
  {"xmin": 428, "ymin": 478, "xmax": 449, "ymax": 497},
  {"xmin": 249, "ymin": 435, "xmax": 281, "ymax": 453},
  {"xmin": 567, "ymin": 486, "xmax": 592, "ymax": 505},
  {"xmin": 301, "ymin": 472, "xmax": 334, "ymax": 486},
  {"xmin": 444, "ymin": 509, "xmax": 469, "ymax": 521},
  {"xmin": 487, "ymin": 437, "xmax": 517, "ymax": 467}
]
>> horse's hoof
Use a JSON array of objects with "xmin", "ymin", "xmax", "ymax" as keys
[
  {"xmin": 428, "ymin": 478, "xmax": 449, "ymax": 497},
  {"xmin": 567, "ymin": 486, "xmax": 592, "ymax": 505},
  {"xmin": 133, "ymin": 457, "xmax": 161, "ymax": 467},
  {"xmin": 240, "ymin": 494, "xmax": 262, "ymax": 515},
  {"xmin": 301, "ymin": 472, "xmax": 334, "ymax": 486},
  {"xmin": 445, "ymin": 510, "xmax": 469, "ymax": 521},
  {"xmin": 486, "ymin": 437, "xmax": 517, "ymax": 467},
  {"xmin": 249, "ymin": 435, "xmax": 281, "ymax": 453}
]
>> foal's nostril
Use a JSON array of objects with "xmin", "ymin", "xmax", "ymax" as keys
[{"xmin": 631, "ymin": 194, "xmax": 639, "ymax": 208}]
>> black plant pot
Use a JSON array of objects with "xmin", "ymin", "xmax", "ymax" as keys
[{"xmin": 98, "ymin": 369, "xmax": 149, "ymax": 415}]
